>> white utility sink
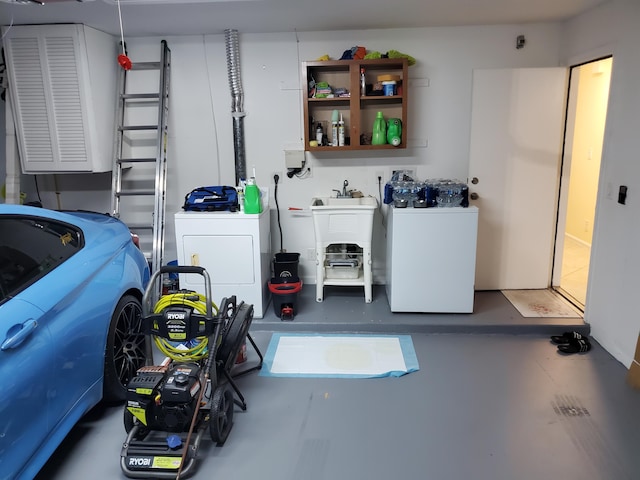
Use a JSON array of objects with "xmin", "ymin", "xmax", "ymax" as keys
[
  {"xmin": 310, "ymin": 195, "xmax": 378, "ymax": 303},
  {"xmin": 310, "ymin": 196, "xmax": 378, "ymax": 209},
  {"xmin": 309, "ymin": 196, "xmax": 378, "ymax": 245}
]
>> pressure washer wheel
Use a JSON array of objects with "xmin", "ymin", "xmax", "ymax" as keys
[
  {"xmin": 216, "ymin": 302, "xmax": 254, "ymax": 372},
  {"xmin": 209, "ymin": 383, "xmax": 235, "ymax": 444}
]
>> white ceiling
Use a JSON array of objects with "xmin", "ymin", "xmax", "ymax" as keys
[{"xmin": 0, "ymin": 0, "xmax": 605, "ymax": 37}]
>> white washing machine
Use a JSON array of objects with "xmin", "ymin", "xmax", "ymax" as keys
[{"xmin": 386, "ymin": 206, "xmax": 478, "ymax": 313}]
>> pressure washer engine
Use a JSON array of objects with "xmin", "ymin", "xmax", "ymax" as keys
[
  {"xmin": 127, "ymin": 362, "xmax": 202, "ymax": 433},
  {"xmin": 120, "ymin": 265, "xmax": 262, "ymax": 479}
]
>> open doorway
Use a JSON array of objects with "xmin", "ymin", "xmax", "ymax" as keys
[{"xmin": 553, "ymin": 57, "xmax": 612, "ymax": 309}]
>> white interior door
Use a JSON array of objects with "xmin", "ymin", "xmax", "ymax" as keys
[{"xmin": 469, "ymin": 68, "xmax": 567, "ymax": 290}]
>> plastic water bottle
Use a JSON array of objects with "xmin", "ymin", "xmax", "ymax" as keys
[
  {"xmin": 360, "ymin": 67, "xmax": 366, "ymax": 96},
  {"xmin": 372, "ymin": 111, "xmax": 386, "ymax": 145}
]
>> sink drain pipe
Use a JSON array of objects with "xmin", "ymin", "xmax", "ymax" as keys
[{"xmin": 224, "ymin": 29, "xmax": 247, "ymax": 186}]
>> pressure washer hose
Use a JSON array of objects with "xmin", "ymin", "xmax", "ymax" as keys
[{"xmin": 152, "ymin": 292, "xmax": 219, "ymax": 361}]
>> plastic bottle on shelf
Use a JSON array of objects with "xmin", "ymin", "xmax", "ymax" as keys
[
  {"xmin": 360, "ymin": 67, "xmax": 366, "ymax": 96},
  {"xmin": 387, "ymin": 118, "xmax": 402, "ymax": 146},
  {"xmin": 316, "ymin": 122, "xmax": 323, "ymax": 144},
  {"xmin": 372, "ymin": 111, "xmax": 387, "ymax": 145},
  {"xmin": 331, "ymin": 110, "xmax": 339, "ymax": 146},
  {"xmin": 338, "ymin": 114, "xmax": 345, "ymax": 146}
]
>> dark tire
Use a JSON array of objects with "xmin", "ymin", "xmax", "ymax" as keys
[
  {"xmin": 103, "ymin": 294, "xmax": 147, "ymax": 403},
  {"xmin": 216, "ymin": 303, "xmax": 253, "ymax": 372},
  {"xmin": 209, "ymin": 384, "xmax": 234, "ymax": 445},
  {"xmin": 124, "ymin": 408, "xmax": 149, "ymax": 439}
]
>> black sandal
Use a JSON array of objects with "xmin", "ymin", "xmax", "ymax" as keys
[
  {"xmin": 550, "ymin": 331, "xmax": 587, "ymax": 345},
  {"xmin": 557, "ymin": 338, "xmax": 591, "ymax": 354}
]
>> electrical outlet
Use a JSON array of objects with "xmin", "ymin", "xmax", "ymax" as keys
[
  {"xmin": 307, "ymin": 248, "xmax": 316, "ymax": 261},
  {"xmin": 392, "ymin": 169, "xmax": 414, "ymax": 180},
  {"xmin": 271, "ymin": 171, "xmax": 282, "ymax": 184},
  {"xmin": 305, "ymin": 164, "xmax": 313, "ymax": 178},
  {"xmin": 375, "ymin": 170, "xmax": 385, "ymax": 183}
]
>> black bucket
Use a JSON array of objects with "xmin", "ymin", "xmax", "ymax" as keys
[{"xmin": 272, "ymin": 252, "xmax": 300, "ymax": 280}]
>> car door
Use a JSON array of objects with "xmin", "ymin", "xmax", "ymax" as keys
[
  {"xmin": 0, "ymin": 214, "xmax": 82, "ymax": 479},
  {"xmin": 0, "ymin": 296, "xmax": 52, "ymax": 479}
]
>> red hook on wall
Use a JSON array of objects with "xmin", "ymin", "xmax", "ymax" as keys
[{"xmin": 115, "ymin": 0, "xmax": 131, "ymax": 70}]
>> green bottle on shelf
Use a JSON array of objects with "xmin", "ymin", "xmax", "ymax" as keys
[
  {"xmin": 372, "ymin": 111, "xmax": 387, "ymax": 145},
  {"xmin": 244, "ymin": 177, "xmax": 262, "ymax": 214}
]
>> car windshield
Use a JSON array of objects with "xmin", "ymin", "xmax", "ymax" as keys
[{"xmin": 0, "ymin": 216, "xmax": 83, "ymax": 304}]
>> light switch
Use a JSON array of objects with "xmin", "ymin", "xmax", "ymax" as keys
[{"xmin": 618, "ymin": 185, "xmax": 627, "ymax": 205}]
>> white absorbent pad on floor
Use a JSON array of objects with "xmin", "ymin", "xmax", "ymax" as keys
[{"xmin": 259, "ymin": 333, "xmax": 419, "ymax": 378}]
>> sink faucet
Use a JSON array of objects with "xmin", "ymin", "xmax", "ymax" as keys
[{"xmin": 333, "ymin": 180, "xmax": 352, "ymax": 198}]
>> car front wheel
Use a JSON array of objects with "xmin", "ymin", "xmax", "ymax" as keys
[{"xmin": 103, "ymin": 294, "xmax": 147, "ymax": 403}]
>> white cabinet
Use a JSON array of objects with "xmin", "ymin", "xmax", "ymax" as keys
[
  {"xmin": 174, "ymin": 211, "xmax": 271, "ymax": 318},
  {"xmin": 2, "ymin": 24, "xmax": 117, "ymax": 173},
  {"xmin": 386, "ymin": 206, "xmax": 478, "ymax": 313}
]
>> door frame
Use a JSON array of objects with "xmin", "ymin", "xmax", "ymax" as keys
[{"xmin": 551, "ymin": 55, "xmax": 613, "ymax": 310}]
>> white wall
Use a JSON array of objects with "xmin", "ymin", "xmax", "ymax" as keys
[
  {"xmin": 11, "ymin": 22, "xmax": 561, "ymax": 283},
  {"xmin": 3, "ymin": 2, "xmax": 639, "ymax": 370},
  {"xmin": 562, "ymin": 0, "xmax": 640, "ymax": 368}
]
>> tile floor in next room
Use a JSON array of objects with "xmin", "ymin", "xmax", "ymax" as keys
[{"xmin": 36, "ymin": 287, "xmax": 640, "ymax": 480}]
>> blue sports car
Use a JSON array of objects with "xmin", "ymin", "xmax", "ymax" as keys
[{"xmin": 0, "ymin": 204, "xmax": 151, "ymax": 480}]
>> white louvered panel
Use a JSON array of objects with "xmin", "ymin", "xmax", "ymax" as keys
[
  {"xmin": 2, "ymin": 24, "xmax": 117, "ymax": 173},
  {"xmin": 45, "ymin": 36, "xmax": 89, "ymax": 163},
  {"xmin": 9, "ymin": 37, "xmax": 55, "ymax": 165}
]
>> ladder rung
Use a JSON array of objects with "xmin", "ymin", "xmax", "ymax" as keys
[
  {"xmin": 118, "ymin": 157, "xmax": 157, "ymax": 164},
  {"xmin": 120, "ymin": 125, "xmax": 159, "ymax": 131},
  {"xmin": 126, "ymin": 224, "xmax": 153, "ymax": 230},
  {"xmin": 122, "ymin": 93, "xmax": 160, "ymax": 100},
  {"xmin": 131, "ymin": 62, "xmax": 161, "ymax": 70},
  {"xmin": 117, "ymin": 190, "xmax": 156, "ymax": 197}
]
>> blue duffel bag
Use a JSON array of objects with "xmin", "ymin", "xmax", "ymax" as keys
[{"xmin": 182, "ymin": 186, "xmax": 239, "ymax": 212}]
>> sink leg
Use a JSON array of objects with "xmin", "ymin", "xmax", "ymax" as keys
[
  {"xmin": 363, "ymin": 246, "xmax": 372, "ymax": 303},
  {"xmin": 316, "ymin": 245, "xmax": 325, "ymax": 302}
]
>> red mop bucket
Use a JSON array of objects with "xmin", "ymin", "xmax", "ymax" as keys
[{"xmin": 268, "ymin": 279, "xmax": 303, "ymax": 320}]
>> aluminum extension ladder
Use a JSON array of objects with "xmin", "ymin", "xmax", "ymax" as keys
[{"xmin": 111, "ymin": 40, "xmax": 171, "ymax": 278}]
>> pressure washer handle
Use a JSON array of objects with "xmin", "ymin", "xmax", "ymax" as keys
[
  {"xmin": 143, "ymin": 265, "xmax": 213, "ymax": 318},
  {"xmin": 159, "ymin": 265, "xmax": 205, "ymax": 275}
]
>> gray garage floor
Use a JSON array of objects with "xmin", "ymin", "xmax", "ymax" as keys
[{"xmin": 36, "ymin": 287, "xmax": 640, "ymax": 480}]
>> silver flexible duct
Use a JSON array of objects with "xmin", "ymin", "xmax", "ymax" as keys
[{"xmin": 224, "ymin": 29, "xmax": 246, "ymax": 185}]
